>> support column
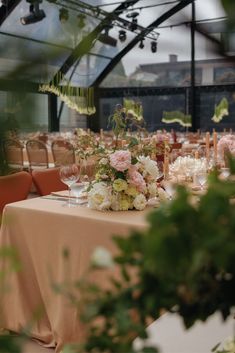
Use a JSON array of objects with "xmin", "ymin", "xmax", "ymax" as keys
[
  {"xmin": 48, "ymin": 94, "xmax": 59, "ymax": 132},
  {"xmin": 190, "ymin": 0, "xmax": 196, "ymax": 132}
]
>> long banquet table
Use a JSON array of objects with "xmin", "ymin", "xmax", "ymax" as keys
[{"xmin": 0, "ymin": 197, "xmax": 148, "ymax": 352}]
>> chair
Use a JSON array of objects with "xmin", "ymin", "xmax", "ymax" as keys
[
  {"xmin": 3, "ymin": 139, "xmax": 24, "ymax": 171},
  {"xmin": 51, "ymin": 140, "xmax": 75, "ymax": 166},
  {"xmin": 26, "ymin": 139, "xmax": 49, "ymax": 171},
  {"xmin": 0, "ymin": 171, "xmax": 32, "ymax": 214},
  {"xmin": 32, "ymin": 168, "xmax": 66, "ymax": 196}
]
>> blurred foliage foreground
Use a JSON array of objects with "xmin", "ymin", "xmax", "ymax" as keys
[{"xmin": 53, "ymin": 158, "xmax": 235, "ymax": 353}]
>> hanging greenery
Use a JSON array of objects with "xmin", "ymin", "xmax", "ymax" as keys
[
  {"xmin": 123, "ymin": 98, "xmax": 144, "ymax": 122},
  {"xmin": 162, "ymin": 110, "xmax": 192, "ymax": 127},
  {"xmin": 38, "ymin": 73, "xmax": 96, "ymax": 115},
  {"xmin": 212, "ymin": 97, "xmax": 229, "ymax": 123}
]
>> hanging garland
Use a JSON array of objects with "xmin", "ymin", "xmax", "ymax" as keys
[
  {"xmin": 211, "ymin": 97, "xmax": 229, "ymax": 123},
  {"xmin": 162, "ymin": 110, "xmax": 192, "ymax": 127},
  {"xmin": 38, "ymin": 73, "xmax": 96, "ymax": 115}
]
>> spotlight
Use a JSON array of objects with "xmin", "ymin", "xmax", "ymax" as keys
[
  {"xmin": 20, "ymin": 1, "xmax": 45, "ymax": 25},
  {"xmin": 126, "ymin": 11, "xmax": 139, "ymax": 31},
  {"xmin": 139, "ymin": 38, "xmax": 145, "ymax": 49},
  {"xmin": 59, "ymin": 8, "xmax": 69, "ymax": 22},
  {"xmin": 0, "ymin": 0, "xmax": 8, "ymax": 6},
  {"xmin": 151, "ymin": 41, "xmax": 157, "ymax": 53},
  {"xmin": 98, "ymin": 25, "xmax": 117, "ymax": 47},
  {"xmin": 119, "ymin": 30, "xmax": 126, "ymax": 42}
]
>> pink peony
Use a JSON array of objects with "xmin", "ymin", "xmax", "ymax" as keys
[
  {"xmin": 110, "ymin": 150, "xmax": 132, "ymax": 172},
  {"xmin": 128, "ymin": 170, "xmax": 146, "ymax": 192}
]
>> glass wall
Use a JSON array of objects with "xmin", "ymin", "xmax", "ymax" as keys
[{"xmin": 0, "ymin": 91, "xmax": 48, "ymax": 132}]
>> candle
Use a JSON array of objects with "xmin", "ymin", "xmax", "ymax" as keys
[
  {"xmin": 205, "ymin": 132, "xmax": 210, "ymax": 161},
  {"xmin": 213, "ymin": 131, "xmax": 217, "ymax": 162},
  {"xmin": 100, "ymin": 129, "xmax": 104, "ymax": 139},
  {"xmin": 164, "ymin": 156, "xmax": 169, "ymax": 180}
]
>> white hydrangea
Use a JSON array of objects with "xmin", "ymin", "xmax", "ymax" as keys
[
  {"xmin": 138, "ymin": 155, "xmax": 160, "ymax": 180},
  {"xmin": 147, "ymin": 182, "xmax": 157, "ymax": 198},
  {"xmin": 133, "ymin": 194, "xmax": 147, "ymax": 211},
  {"xmin": 91, "ymin": 246, "xmax": 114, "ymax": 268},
  {"xmin": 88, "ymin": 182, "xmax": 112, "ymax": 211}
]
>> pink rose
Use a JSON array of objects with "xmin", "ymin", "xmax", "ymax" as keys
[
  {"xmin": 110, "ymin": 150, "xmax": 132, "ymax": 172},
  {"xmin": 128, "ymin": 170, "xmax": 146, "ymax": 192}
]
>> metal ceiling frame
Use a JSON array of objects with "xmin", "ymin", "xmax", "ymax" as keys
[
  {"xmin": 0, "ymin": 0, "xmax": 21, "ymax": 26},
  {"xmin": 51, "ymin": 0, "xmax": 140, "ymax": 85},
  {"xmin": 93, "ymin": 0, "xmax": 195, "ymax": 87}
]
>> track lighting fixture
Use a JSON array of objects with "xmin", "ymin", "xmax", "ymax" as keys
[
  {"xmin": 151, "ymin": 40, "xmax": 157, "ymax": 53},
  {"xmin": 20, "ymin": 0, "xmax": 45, "ymax": 25},
  {"xmin": 118, "ymin": 30, "xmax": 127, "ymax": 42},
  {"xmin": 139, "ymin": 38, "xmax": 145, "ymax": 49},
  {"xmin": 126, "ymin": 11, "xmax": 139, "ymax": 31},
  {"xmin": 98, "ymin": 25, "xmax": 117, "ymax": 47}
]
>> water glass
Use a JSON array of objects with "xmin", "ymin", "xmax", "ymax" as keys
[{"xmin": 59, "ymin": 164, "xmax": 79, "ymax": 207}]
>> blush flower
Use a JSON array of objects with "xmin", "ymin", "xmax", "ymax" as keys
[
  {"xmin": 128, "ymin": 170, "xmax": 146, "ymax": 192},
  {"xmin": 110, "ymin": 150, "xmax": 131, "ymax": 172}
]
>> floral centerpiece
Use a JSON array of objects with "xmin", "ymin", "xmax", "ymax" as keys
[{"xmin": 87, "ymin": 150, "xmax": 160, "ymax": 211}]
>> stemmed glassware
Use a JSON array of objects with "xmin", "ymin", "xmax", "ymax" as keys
[
  {"xmin": 59, "ymin": 164, "xmax": 79, "ymax": 207},
  {"xmin": 196, "ymin": 172, "xmax": 207, "ymax": 191},
  {"xmin": 220, "ymin": 167, "xmax": 230, "ymax": 180},
  {"xmin": 70, "ymin": 159, "xmax": 91, "ymax": 205},
  {"xmin": 163, "ymin": 181, "xmax": 176, "ymax": 200}
]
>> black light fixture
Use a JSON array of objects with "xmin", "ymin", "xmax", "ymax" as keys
[
  {"xmin": 139, "ymin": 38, "xmax": 145, "ymax": 49},
  {"xmin": 126, "ymin": 11, "xmax": 139, "ymax": 31},
  {"xmin": 98, "ymin": 24, "xmax": 117, "ymax": 47},
  {"xmin": 20, "ymin": 0, "xmax": 45, "ymax": 25},
  {"xmin": 118, "ymin": 30, "xmax": 126, "ymax": 42},
  {"xmin": 151, "ymin": 40, "xmax": 157, "ymax": 53}
]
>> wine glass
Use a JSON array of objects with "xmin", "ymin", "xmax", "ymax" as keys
[
  {"xmin": 163, "ymin": 181, "xmax": 176, "ymax": 200},
  {"xmin": 196, "ymin": 172, "xmax": 207, "ymax": 190},
  {"xmin": 59, "ymin": 164, "xmax": 79, "ymax": 207},
  {"xmin": 220, "ymin": 167, "xmax": 230, "ymax": 180}
]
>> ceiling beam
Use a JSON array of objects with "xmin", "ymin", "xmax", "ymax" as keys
[
  {"xmin": 0, "ymin": 0, "xmax": 21, "ymax": 26},
  {"xmin": 93, "ymin": 0, "xmax": 195, "ymax": 87},
  {"xmin": 50, "ymin": 0, "xmax": 140, "ymax": 84}
]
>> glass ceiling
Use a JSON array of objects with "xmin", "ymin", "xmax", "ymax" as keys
[{"xmin": 0, "ymin": 0, "xmax": 229, "ymax": 87}]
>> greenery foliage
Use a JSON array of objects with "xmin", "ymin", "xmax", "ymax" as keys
[
  {"xmin": 162, "ymin": 111, "xmax": 192, "ymax": 127},
  {"xmin": 54, "ymin": 156, "xmax": 235, "ymax": 353}
]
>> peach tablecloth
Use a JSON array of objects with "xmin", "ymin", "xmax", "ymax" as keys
[{"xmin": 0, "ymin": 198, "xmax": 148, "ymax": 351}]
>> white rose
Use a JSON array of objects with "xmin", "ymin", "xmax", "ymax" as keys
[
  {"xmin": 88, "ymin": 182, "xmax": 111, "ymax": 211},
  {"xmin": 133, "ymin": 194, "xmax": 147, "ymax": 211},
  {"xmin": 99, "ymin": 158, "xmax": 108, "ymax": 165},
  {"xmin": 91, "ymin": 246, "xmax": 114, "ymax": 268},
  {"xmin": 138, "ymin": 156, "xmax": 160, "ymax": 179}
]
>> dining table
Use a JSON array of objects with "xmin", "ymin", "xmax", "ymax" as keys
[{"xmin": 0, "ymin": 196, "xmax": 149, "ymax": 352}]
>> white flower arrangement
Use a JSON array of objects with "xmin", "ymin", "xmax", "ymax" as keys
[{"xmin": 87, "ymin": 150, "xmax": 161, "ymax": 211}]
